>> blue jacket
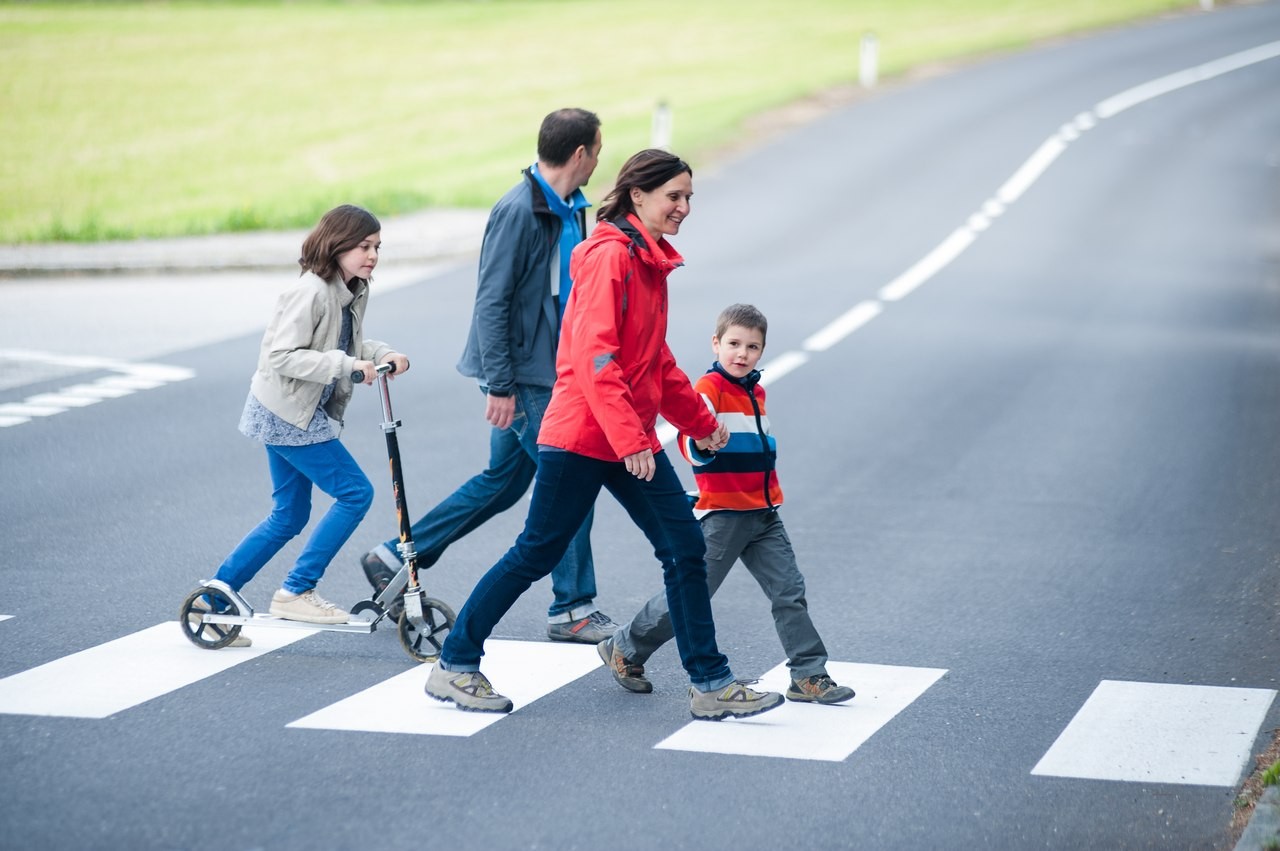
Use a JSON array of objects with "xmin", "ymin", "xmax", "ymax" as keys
[{"xmin": 456, "ymin": 168, "xmax": 588, "ymax": 393}]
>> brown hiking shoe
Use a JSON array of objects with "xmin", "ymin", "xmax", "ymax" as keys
[
  {"xmin": 786, "ymin": 673, "xmax": 855, "ymax": 704},
  {"xmin": 597, "ymin": 637, "xmax": 652, "ymax": 694}
]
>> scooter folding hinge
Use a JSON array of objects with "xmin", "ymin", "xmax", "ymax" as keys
[{"xmin": 380, "ymin": 419, "xmax": 402, "ymax": 433}]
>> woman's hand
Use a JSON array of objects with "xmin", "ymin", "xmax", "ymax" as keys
[
  {"xmin": 623, "ymin": 448, "xmax": 656, "ymax": 481},
  {"xmin": 380, "ymin": 352, "xmax": 410, "ymax": 378},
  {"xmin": 694, "ymin": 422, "xmax": 729, "ymax": 452}
]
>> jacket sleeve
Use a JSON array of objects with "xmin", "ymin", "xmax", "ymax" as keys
[
  {"xmin": 265, "ymin": 280, "xmax": 349, "ymax": 384},
  {"xmin": 679, "ymin": 384, "xmax": 720, "ymax": 467},
  {"xmin": 658, "ymin": 345, "xmax": 719, "ymax": 444},
  {"xmin": 470, "ymin": 201, "xmax": 530, "ymax": 395},
  {"xmin": 564, "ymin": 243, "xmax": 650, "ymax": 458}
]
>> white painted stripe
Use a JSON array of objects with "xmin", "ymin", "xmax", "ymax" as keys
[
  {"xmin": 0, "ymin": 416, "xmax": 31, "ymax": 428},
  {"xmin": 0, "ymin": 402, "xmax": 65, "ymax": 417},
  {"xmin": 757, "ymin": 351, "xmax": 809, "ymax": 385},
  {"xmin": 0, "ymin": 622, "xmax": 310, "ymax": 719},
  {"xmin": 878, "ymin": 228, "xmax": 976, "ymax": 302},
  {"xmin": 59, "ymin": 383, "xmax": 137, "ymax": 399},
  {"xmin": 287, "ymin": 640, "xmax": 601, "ymax": 736},
  {"xmin": 1095, "ymin": 40, "xmax": 1280, "ymax": 119},
  {"xmin": 656, "ymin": 421, "xmax": 678, "ymax": 448},
  {"xmin": 1032, "ymin": 680, "xmax": 1276, "ymax": 786},
  {"xmin": 95, "ymin": 375, "xmax": 166, "ymax": 390},
  {"xmin": 125, "ymin": 364, "xmax": 195, "ymax": 381},
  {"xmin": 656, "ymin": 661, "xmax": 947, "ymax": 761},
  {"xmin": 996, "ymin": 135, "xmax": 1069, "ymax": 205},
  {"xmin": 0, "ymin": 615, "xmax": 12, "ymax": 623},
  {"xmin": 0, "ymin": 349, "xmax": 132, "ymax": 371},
  {"xmin": 803, "ymin": 301, "xmax": 883, "ymax": 352},
  {"xmin": 24, "ymin": 393, "xmax": 102, "ymax": 409}
]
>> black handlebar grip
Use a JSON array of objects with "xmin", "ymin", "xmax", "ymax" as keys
[{"xmin": 351, "ymin": 362, "xmax": 397, "ymax": 383}]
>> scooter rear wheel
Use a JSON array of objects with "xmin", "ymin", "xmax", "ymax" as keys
[
  {"xmin": 178, "ymin": 586, "xmax": 245, "ymax": 650},
  {"xmin": 397, "ymin": 597, "xmax": 456, "ymax": 663}
]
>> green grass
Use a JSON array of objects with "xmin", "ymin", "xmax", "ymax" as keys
[{"xmin": 1, "ymin": 0, "xmax": 1198, "ymax": 243}]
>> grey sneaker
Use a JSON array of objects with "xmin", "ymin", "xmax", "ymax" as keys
[
  {"xmin": 189, "ymin": 597, "xmax": 252, "ymax": 648},
  {"xmin": 597, "ymin": 637, "xmax": 652, "ymax": 694},
  {"xmin": 548, "ymin": 611, "xmax": 618, "ymax": 644},
  {"xmin": 424, "ymin": 664, "xmax": 513, "ymax": 713},
  {"xmin": 786, "ymin": 673, "xmax": 855, "ymax": 705},
  {"xmin": 690, "ymin": 681, "xmax": 784, "ymax": 721},
  {"xmin": 269, "ymin": 588, "xmax": 349, "ymax": 625}
]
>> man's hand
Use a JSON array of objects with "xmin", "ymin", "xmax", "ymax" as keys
[
  {"xmin": 623, "ymin": 448, "xmax": 656, "ymax": 481},
  {"xmin": 694, "ymin": 422, "xmax": 729, "ymax": 452},
  {"xmin": 485, "ymin": 393, "xmax": 516, "ymax": 430}
]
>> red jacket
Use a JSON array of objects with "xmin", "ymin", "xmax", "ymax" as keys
[{"xmin": 537, "ymin": 214, "xmax": 719, "ymax": 461}]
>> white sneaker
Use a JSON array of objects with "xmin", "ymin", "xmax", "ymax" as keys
[{"xmin": 269, "ymin": 588, "xmax": 349, "ymax": 624}]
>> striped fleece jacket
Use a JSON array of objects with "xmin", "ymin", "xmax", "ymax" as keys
[{"xmin": 680, "ymin": 362, "xmax": 782, "ymax": 517}]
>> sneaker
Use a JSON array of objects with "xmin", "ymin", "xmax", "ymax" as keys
[
  {"xmin": 424, "ymin": 664, "xmax": 513, "ymax": 713},
  {"xmin": 597, "ymin": 637, "xmax": 652, "ymax": 694},
  {"xmin": 786, "ymin": 673, "xmax": 855, "ymax": 705},
  {"xmin": 689, "ymin": 681, "xmax": 784, "ymax": 721},
  {"xmin": 189, "ymin": 597, "xmax": 252, "ymax": 648},
  {"xmin": 269, "ymin": 588, "xmax": 349, "ymax": 625},
  {"xmin": 548, "ymin": 611, "xmax": 618, "ymax": 644},
  {"xmin": 360, "ymin": 551, "xmax": 396, "ymax": 593}
]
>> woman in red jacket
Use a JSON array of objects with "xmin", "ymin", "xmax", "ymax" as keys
[{"xmin": 426, "ymin": 149, "xmax": 784, "ymax": 721}]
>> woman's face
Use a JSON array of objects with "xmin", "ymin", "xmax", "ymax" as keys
[
  {"xmin": 630, "ymin": 172, "xmax": 692, "ymax": 240},
  {"xmin": 337, "ymin": 231, "xmax": 381, "ymax": 281}
]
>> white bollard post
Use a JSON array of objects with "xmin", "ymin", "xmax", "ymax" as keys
[
  {"xmin": 651, "ymin": 101, "xmax": 673, "ymax": 150},
  {"xmin": 859, "ymin": 32, "xmax": 879, "ymax": 88},
  {"xmin": 1200, "ymin": 0, "xmax": 1213, "ymax": 10}
]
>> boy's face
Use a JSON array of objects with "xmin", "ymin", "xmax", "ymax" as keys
[{"xmin": 712, "ymin": 324, "xmax": 765, "ymax": 379}]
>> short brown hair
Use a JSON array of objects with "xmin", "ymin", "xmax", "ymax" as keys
[
  {"xmin": 298, "ymin": 204, "xmax": 381, "ymax": 281},
  {"xmin": 596, "ymin": 149, "xmax": 692, "ymax": 223},
  {"xmin": 538, "ymin": 108, "xmax": 601, "ymax": 167},
  {"xmin": 715, "ymin": 303, "xmax": 768, "ymax": 347}
]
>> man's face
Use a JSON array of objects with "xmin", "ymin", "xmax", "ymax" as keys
[{"xmin": 576, "ymin": 129, "xmax": 602, "ymax": 187}]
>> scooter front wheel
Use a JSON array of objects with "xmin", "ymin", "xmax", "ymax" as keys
[
  {"xmin": 397, "ymin": 598, "xmax": 456, "ymax": 663},
  {"xmin": 178, "ymin": 586, "xmax": 244, "ymax": 650}
]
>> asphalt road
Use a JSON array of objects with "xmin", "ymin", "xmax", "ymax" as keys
[{"xmin": 2, "ymin": 4, "xmax": 1279, "ymax": 849}]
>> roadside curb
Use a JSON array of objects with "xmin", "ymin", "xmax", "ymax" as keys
[
  {"xmin": 0, "ymin": 208, "xmax": 489, "ymax": 277},
  {"xmin": 1237, "ymin": 786, "xmax": 1280, "ymax": 851}
]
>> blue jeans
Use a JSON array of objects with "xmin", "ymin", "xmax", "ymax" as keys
[
  {"xmin": 440, "ymin": 448, "xmax": 734, "ymax": 692},
  {"xmin": 216, "ymin": 440, "xmax": 374, "ymax": 595},
  {"xmin": 377, "ymin": 384, "xmax": 597, "ymax": 621}
]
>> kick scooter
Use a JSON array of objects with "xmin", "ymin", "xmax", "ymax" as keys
[{"xmin": 178, "ymin": 363, "xmax": 456, "ymax": 662}]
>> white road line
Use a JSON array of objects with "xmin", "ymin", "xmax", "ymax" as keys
[
  {"xmin": 0, "ymin": 402, "xmax": 65, "ymax": 418},
  {"xmin": 0, "ymin": 622, "xmax": 309, "ymax": 719},
  {"xmin": 24, "ymin": 393, "xmax": 102, "ymax": 409},
  {"xmin": 0, "ymin": 615, "xmax": 12, "ymax": 623},
  {"xmin": 287, "ymin": 640, "xmax": 601, "ymax": 736},
  {"xmin": 1095, "ymin": 40, "xmax": 1280, "ymax": 119},
  {"xmin": 803, "ymin": 301, "xmax": 883, "ymax": 352},
  {"xmin": 656, "ymin": 661, "xmax": 947, "ymax": 761},
  {"xmin": 1031, "ymin": 680, "xmax": 1277, "ymax": 786},
  {"xmin": 878, "ymin": 227, "xmax": 977, "ymax": 303}
]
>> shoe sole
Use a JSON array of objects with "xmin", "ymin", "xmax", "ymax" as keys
[
  {"xmin": 690, "ymin": 694, "xmax": 785, "ymax": 721},
  {"xmin": 424, "ymin": 685, "xmax": 513, "ymax": 713},
  {"xmin": 785, "ymin": 689, "xmax": 856, "ymax": 705},
  {"xmin": 596, "ymin": 640, "xmax": 653, "ymax": 694},
  {"xmin": 548, "ymin": 630, "xmax": 613, "ymax": 644}
]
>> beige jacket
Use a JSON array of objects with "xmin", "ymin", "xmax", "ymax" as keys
[{"xmin": 249, "ymin": 271, "xmax": 393, "ymax": 430}]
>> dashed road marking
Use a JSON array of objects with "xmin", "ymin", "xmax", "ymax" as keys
[
  {"xmin": 0, "ymin": 622, "xmax": 308, "ymax": 719},
  {"xmin": 1032, "ymin": 680, "xmax": 1276, "ymax": 786},
  {"xmin": 655, "ymin": 661, "xmax": 947, "ymax": 761},
  {"xmin": 0, "ymin": 349, "xmax": 194, "ymax": 428},
  {"xmin": 287, "ymin": 639, "xmax": 601, "ymax": 737}
]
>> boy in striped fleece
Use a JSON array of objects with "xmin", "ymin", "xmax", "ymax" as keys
[{"xmin": 599, "ymin": 303, "xmax": 854, "ymax": 705}]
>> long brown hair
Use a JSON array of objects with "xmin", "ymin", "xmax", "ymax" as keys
[
  {"xmin": 298, "ymin": 204, "xmax": 381, "ymax": 281},
  {"xmin": 596, "ymin": 149, "xmax": 692, "ymax": 223}
]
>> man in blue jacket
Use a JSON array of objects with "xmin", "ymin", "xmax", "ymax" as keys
[{"xmin": 360, "ymin": 108, "xmax": 616, "ymax": 643}]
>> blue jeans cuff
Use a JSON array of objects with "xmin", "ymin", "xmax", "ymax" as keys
[
  {"xmin": 547, "ymin": 604, "xmax": 598, "ymax": 624},
  {"xmin": 693, "ymin": 672, "xmax": 736, "ymax": 693}
]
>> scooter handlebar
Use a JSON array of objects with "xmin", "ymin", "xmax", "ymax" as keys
[{"xmin": 350, "ymin": 362, "xmax": 396, "ymax": 383}]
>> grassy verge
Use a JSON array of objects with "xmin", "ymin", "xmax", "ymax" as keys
[{"xmin": 1, "ymin": 0, "xmax": 1198, "ymax": 243}]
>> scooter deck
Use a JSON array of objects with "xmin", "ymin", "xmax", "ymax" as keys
[{"xmin": 198, "ymin": 612, "xmax": 377, "ymax": 634}]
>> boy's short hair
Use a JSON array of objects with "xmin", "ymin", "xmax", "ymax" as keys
[{"xmin": 715, "ymin": 303, "xmax": 768, "ymax": 347}]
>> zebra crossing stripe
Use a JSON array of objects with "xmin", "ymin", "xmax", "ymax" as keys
[
  {"xmin": 655, "ymin": 661, "xmax": 947, "ymax": 761},
  {"xmin": 287, "ymin": 639, "xmax": 602, "ymax": 737},
  {"xmin": 1031, "ymin": 680, "xmax": 1276, "ymax": 786},
  {"xmin": 0, "ymin": 616, "xmax": 12, "ymax": 623},
  {"xmin": 0, "ymin": 622, "xmax": 308, "ymax": 719}
]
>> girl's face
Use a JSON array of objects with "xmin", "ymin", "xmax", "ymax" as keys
[
  {"xmin": 630, "ymin": 172, "xmax": 692, "ymax": 241},
  {"xmin": 713, "ymin": 324, "xmax": 765, "ymax": 379},
  {"xmin": 337, "ymin": 231, "xmax": 381, "ymax": 281}
]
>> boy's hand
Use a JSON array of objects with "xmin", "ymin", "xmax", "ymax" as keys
[
  {"xmin": 380, "ymin": 352, "xmax": 410, "ymax": 377},
  {"xmin": 695, "ymin": 422, "xmax": 729, "ymax": 452},
  {"xmin": 623, "ymin": 448, "xmax": 656, "ymax": 481}
]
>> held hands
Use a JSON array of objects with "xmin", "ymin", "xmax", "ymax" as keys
[
  {"xmin": 485, "ymin": 393, "xmax": 516, "ymax": 430},
  {"xmin": 623, "ymin": 448, "xmax": 656, "ymax": 481},
  {"xmin": 694, "ymin": 422, "xmax": 729, "ymax": 453}
]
